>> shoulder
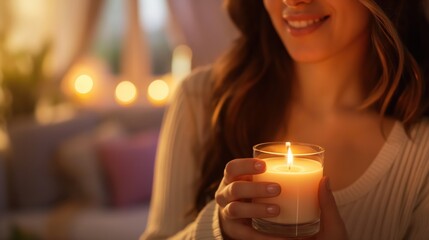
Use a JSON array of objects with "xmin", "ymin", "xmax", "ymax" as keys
[
  {"xmin": 410, "ymin": 118, "xmax": 429, "ymax": 140},
  {"xmin": 170, "ymin": 66, "xmax": 213, "ymax": 131},
  {"xmin": 408, "ymin": 118, "xmax": 429, "ymax": 160},
  {"xmin": 180, "ymin": 65, "xmax": 214, "ymax": 99}
]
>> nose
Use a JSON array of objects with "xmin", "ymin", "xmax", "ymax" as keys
[{"xmin": 283, "ymin": 0, "xmax": 312, "ymax": 7}]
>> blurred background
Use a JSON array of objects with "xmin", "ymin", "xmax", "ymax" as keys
[{"xmin": 0, "ymin": 0, "xmax": 236, "ymax": 239}]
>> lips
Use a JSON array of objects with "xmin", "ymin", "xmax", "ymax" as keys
[
  {"xmin": 282, "ymin": 13, "xmax": 330, "ymax": 36},
  {"xmin": 287, "ymin": 16, "xmax": 329, "ymax": 29}
]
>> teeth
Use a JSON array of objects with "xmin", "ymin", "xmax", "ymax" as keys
[{"xmin": 288, "ymin": 17, "xmax": 323, "ymax": 29}]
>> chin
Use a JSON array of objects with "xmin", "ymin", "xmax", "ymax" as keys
[
  {"xmin": 285, "ymin": 44, "xmax": 328, "ymax": 63},
  {"xmin": 288, "ymin": 52, "xmax": 327, "ymax": 64}
]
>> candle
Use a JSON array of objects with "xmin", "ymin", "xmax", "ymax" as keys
[
  {"xmin": 252, "ymin": 142, "xmax": 324, "ymax": 237},
  {"xmin": 254, "ymin": 157, "xmax": 322, "ymax": 224}
]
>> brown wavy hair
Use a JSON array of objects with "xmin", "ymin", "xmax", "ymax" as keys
[{"xmin": 195, "ymin": 0, "xmax": 429, "ymax": 212}]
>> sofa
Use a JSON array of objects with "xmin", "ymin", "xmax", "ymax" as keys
[{"xmin": 0, "ymin": 106, "xmax": 165, "ymax": 240}]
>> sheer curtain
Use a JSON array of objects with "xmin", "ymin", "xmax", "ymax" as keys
[
  {"xmin": 51, "ymin": 0, "xmax": 104, "ymax": 81},
  {"xmin": 167, "ymin": 0, "xmax": 237, "ymax": 68},
  {"xmin": 120, "ymin": 0, "xmax": 152, "ymax": 91},
  {"xmin": 54, "ymin": 0, "xmax": 152, "ymax": 107}
]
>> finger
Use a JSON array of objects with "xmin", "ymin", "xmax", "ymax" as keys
[
  {"xmin": 222, "ymin": 201, "xmax": 280, "ymax": 219},
  {"xmin": 318, "ymin": 177, "xmax": 348, "ymax": 238},
  {"xmin": 216, "ymin": 181, "xmax": 281, "ymax": 207},
  {"xmin": 223, "ymin": 158, "xmax": 266, "ymax": 184}
]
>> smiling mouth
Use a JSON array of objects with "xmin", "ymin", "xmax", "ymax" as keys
[{"xmin": 286, "ymin": 16, "xmax": 330, "ymax": 29}]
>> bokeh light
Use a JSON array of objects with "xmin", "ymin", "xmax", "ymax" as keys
[
  {"xmin": 74, "ymin": 74, "xmax": 94, "ymax": 94},
  {"xmin": 115, "ymin": 81, "xmax": 137, "ymax": 105},
  {"xmin": 147, "ymin": 79, "xmax": 169, "ymax": 105}
]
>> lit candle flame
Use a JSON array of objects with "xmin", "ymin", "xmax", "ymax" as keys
[{"xmin": 286, "ymin": 142, "xmax": 293, "ymax": 169}]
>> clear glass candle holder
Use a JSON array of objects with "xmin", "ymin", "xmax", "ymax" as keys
[{"xmin": 252, "ymin": 142, "xmax": 325, "ymax": 238}]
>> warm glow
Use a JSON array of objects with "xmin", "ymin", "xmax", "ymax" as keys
[
  {"xmin": 286, "ymin": 142, "xmax": 293, "ymax": 167},
  {"xmin": 171, "ymin": 45, "xmax": 192, "ymax": 83},
  {"xmin": 61, "ymin": 57, "xmax": 108, "ymax": 104},
  {"xmin": 147, "ymin": 79, "xmax": 169, "ymax": 105},
  {"xmin": 115, "ymin": 81, "xmax": 137, "ymax": 105},
  {"xmin": 74, "ymin": 74, "xmax": 94, "ymax": 94}
]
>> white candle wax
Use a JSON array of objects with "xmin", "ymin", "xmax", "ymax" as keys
[{"xmin": 253, "ymin": 157, "xmax": 323, "ymax": 224}]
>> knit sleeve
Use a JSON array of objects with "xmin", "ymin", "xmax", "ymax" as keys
[
  {"xmin": 171, "ymin": 201, "xmax": 224, "ymax": 240},
  {"xmin": 405, "ymin": 130, "xmax": 429, "ymax": 240},
  {"xmin": 406, "ymin": 168, "xmax": 429, "ymax": 239},
  {"xmin": 140, "ymin": 69, "xmax": 220, "ymax": 239}
]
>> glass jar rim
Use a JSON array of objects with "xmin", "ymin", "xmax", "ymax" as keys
[{"xmin": 253, "ymin": 142, "xmax": 325, "ymax": 157}]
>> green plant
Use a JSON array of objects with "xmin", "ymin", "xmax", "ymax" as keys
[{"xmin": 0, "ymin": 39, "xmax": 51, "ymax": 120}]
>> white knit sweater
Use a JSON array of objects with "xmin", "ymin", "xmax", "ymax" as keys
[{"xmin": 141, "ymin": 68, "xmax": 429, "ymax": 240}]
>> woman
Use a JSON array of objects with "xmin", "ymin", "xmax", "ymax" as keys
[{"xmin": 141, "ymin": 0, "xmax": 429, "ymax": 239}]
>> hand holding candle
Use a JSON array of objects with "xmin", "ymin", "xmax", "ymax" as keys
[{"xmin": 214, "ymin": 158, "xmax": 284, "ymax": 240}]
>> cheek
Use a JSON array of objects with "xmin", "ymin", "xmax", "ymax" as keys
[
  {"xmin": 341, "ymin": 1, "xmax": 371, "ymax": 29},
  {"xmin": 338, "ymin": 5, "xmax": 371, "ymax": 43},
  {"xmin": 263, "ymin": 0, "xmax": 283, "ymax": 20}
]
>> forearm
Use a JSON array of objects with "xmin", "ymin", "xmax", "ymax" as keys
[{"xmin": 166, "ymin": 201, "xmax": 223, "ymax": 240}]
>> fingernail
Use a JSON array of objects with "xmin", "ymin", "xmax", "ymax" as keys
[
  {"xmin": 254, "ymin": 161, "xmax": 264, "ymax": 171},
  {"xmin": 266, "ymin": 184, "xmax": 280, "ymax": 194},
  {"xmin": 266, "ymin": 205, "xmax": 279, "ymax": 215}
]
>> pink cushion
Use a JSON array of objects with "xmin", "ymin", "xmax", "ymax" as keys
[{"xmin": 97, "ymin": 130, "xmax": 158, "ymax": 208}]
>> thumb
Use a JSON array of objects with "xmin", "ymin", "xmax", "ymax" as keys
[{"xmin": 318, "ymin": 177, "xmax": 348, "ymax": 239}]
